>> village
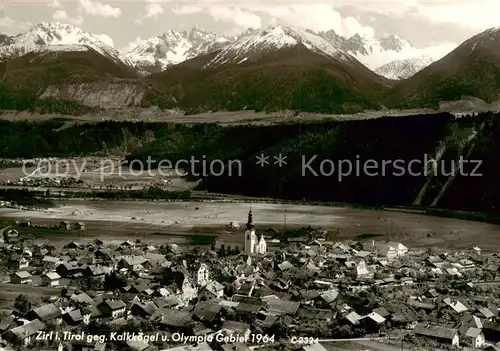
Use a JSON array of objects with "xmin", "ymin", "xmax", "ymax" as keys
[{"xmin": 0, "ymin": 210, "xmax": 499, "ymax": 351}]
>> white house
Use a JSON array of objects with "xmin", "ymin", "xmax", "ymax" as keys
[
  {"xmin": 42, "ymin": 272, "xmax": 61, "ymax": 287},
  {"xmin": 257, "ymin": 235, "xmax": 267, "ymax": 254},
  {"xmin": 465, "ymin": 327, "xmax": 484, "ymax": 348},
  {"xmin": 181, "ymin": 277, "xmax": 198, "ymax": 303},
  {"xmin": 194, "ymin": 263, "xmax": 209, "ymax": 287},
  {"xmin": 389, "ymin": 242, "xmax": 408, "ymax": 256},
  {"xmin": 205, "ymin": 281, "xmax": 224, "ymax": 299},
  {"xmin": 98, "ymin": 300, "xmax": 126, "ymax": 319},
  {"xmin": 244, "ymin": 210, "xmax": 267, "ymax": 255},
  {"xmin": 353, "ymin": 260, "xmax": 374, "ymax": 280},
  {"xmin": 364, "ymin": 241, "xmax": 408, "ymax": 261}
]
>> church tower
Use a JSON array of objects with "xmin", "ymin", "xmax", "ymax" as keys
[{"xmin": 244, "ymin": 209, "xmax": 257, "ymax": 254}]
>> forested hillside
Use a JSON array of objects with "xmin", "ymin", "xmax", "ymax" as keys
[{"xmin": 1, "ymin": 113, "xmax": 498, "ymax": 214}]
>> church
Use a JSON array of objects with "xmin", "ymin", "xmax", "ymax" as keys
[
  {"xmin": 214, "ymin": 209, "xmax": 267, "ymax": 255},
  {"xmin": 244, "ymin": 209, "xmax": 267, "ymax": 254}
]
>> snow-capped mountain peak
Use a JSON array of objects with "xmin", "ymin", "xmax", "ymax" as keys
[
  {"xmin": 0, "ymin": 21, "xmax": 129, "ymax": 65},
  {"xmin": 123, "ymin": 27, "xmax": 231, "ymax": 73},
  {"xmin": 205, "ymin": 23, "xmax": 349, "ymax": 68},
  {"xmin": 378, "ymin": 33, "xmax": 412, "ymax": 52},
  {"xmin": 1, "ymin": 21, "xmax": 442, "ymax": 78},
  {"xmin": 317, "ymin": 29, "xmax": 344, "ymax": 48},
  {"xmin": 375, "ymin": 54, "xmax": 434, "ymax": 80},
  {"xmin": 334, "ymin": 32, "xmax": 414, "ymax": 69}
]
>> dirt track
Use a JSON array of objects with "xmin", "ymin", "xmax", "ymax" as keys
[{"xmin": 1, "ymin": 199, "xmax": 500, "ymax": 251}]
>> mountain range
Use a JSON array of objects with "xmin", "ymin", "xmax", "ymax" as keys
[
  {"xmin": 123, "ymin": 26, "xmax": 431, "ymax": 76},
  {"xmin": 0, "ymin": 21, "xmax": 499, "ymax": 114},
  {"xmin": 0, "ymin": 22, "xmax": 438, "ymax": 78}
]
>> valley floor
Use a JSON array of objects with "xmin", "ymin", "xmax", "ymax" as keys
[
  {"xmin": 0, "ymin": 108, "xmax": 442, "ymax": 125},
  {"xmin": 1, "ymin": 199, "xmax": 500, "ymax": 250}
]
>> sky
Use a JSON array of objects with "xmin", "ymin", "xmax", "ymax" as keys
[{"xmin": 0, "ymin": 0, "xmax": 498, "ymax": 56}]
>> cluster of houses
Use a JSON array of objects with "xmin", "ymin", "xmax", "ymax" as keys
[
  {"xmin": 0, "ymin": 213, "xmax": 500, "ymax": 350},
  {"xmin": 2, "ymin": 176, "xmax": 84, "ymax": 187},
  {"xmin": 0, "ymin": 221, "xmax": 85, "ymax": 246}
]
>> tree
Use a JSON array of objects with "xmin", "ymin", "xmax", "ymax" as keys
[
  {"xmin": 337, "ymin": 324, "xmax": 355, "ymax": 338},
  {"xmin": 14, "ymin": 294, "xmax": 31, "ymax": 316},
  {"xmin": 82, "ymin": 277, "xmax": 103, "ymax": 290},
  {"xmin": 104, "ymin": 273, "xmax": 128, "ymax": 291}
]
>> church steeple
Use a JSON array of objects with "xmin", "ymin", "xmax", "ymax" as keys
[{"xmin": 246, "ymin": 208, "xmax": 254, "ymax": 230}]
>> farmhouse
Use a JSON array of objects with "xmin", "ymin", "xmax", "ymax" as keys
[
  {"xmin": 98, "ymin": 300, "xmax": 126, "ymax": 318},
  {"xmin": 10, "ymin": 271, "xmax": 32, "ymax": 284},
  {"xmin": 203, "ymin": 281, "xmax": 224, "ymax": 300},
  {"xmin": 26, "ymin": 304, "xmax": 62, "ymax": 322},
  {"xmin": 118, "ymin": 256, "xmax": 151, "ymax": 271},
  {"xmin": 62, "ymin": 309, "xmax": 84, "ymax": 325},
  {"xmin": 465, "ymin": 327, "xmax": 485, "ymax": 348},
  {"xmin": 5, "ymin": 319, "xmax": 45, "ymax": 347},
  {"xmin": 3, "ymin": 228, "xmax": 19, "ymax": 243},
  {"xmin": 42, "ymin": 271, "xmax": 61, "ymax": 287},
  {"xmin": 84, "ymin": 265, "xmax": 108, "ymax": 280},
  {"xmin": 414, "ymin": 324, "xmax": 459, "ymax": 347}
]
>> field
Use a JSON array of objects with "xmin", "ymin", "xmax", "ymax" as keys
[
  {"xmin": 0, "ymin": 157, "xmax": 196, "ymax": 191},
  {"xmin": 0, "ymin": 108, "xmax": 443, "ymax": 125},
  {"xmin": 0, "ymin": 283, "xmax": 62, "ymax": 313},
  {"xmin": 1, "ymin": 199, "xmax": 500, "ymax": 251}
]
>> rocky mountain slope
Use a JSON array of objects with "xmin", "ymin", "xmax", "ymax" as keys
[
  {"xmin": 2, "ymin": 47, "xmax": 137, "ymax": 90},
  {"xmin": 375, "ymin": 54, "xmax": 434, "ymax": 80},
  {"xmin": 384, "ymin": 26, "xmax": 500, "ymax": 108},
  {"xmin": 0, "ymin": 45, "xmax": 139, "ymax": 112},
  {"xmin": 0, "ymin": 23, "xmax": 140, "ymax": 112},
  {"xmin": 39, "ymin": 82, "xmax": 144, "ymax": 109},
  {"xmin": 319, "ymin": 31, "xmax": 415, "ymax": 70},
  {"xmin": 123, "ymin": 27, "xmax": 231, "ymax": 73}
]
